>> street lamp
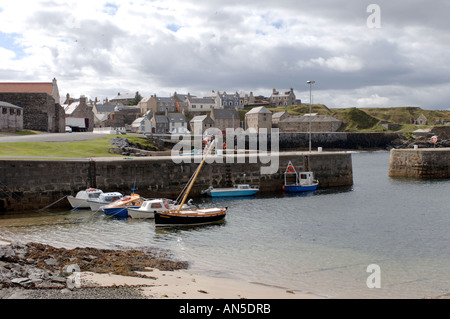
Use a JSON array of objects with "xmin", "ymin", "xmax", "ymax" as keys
[{"xmin": 307, "ymin": 80, "xmax": 315, "ymax": 153}]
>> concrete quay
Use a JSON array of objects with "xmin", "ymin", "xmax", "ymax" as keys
[
  {"xmin": 389, "ymin": 147, "xmax": 450, "ymax": 179},
  {"xmin": 0, "ymin": 151, "xmax": 353, "ymax": 212}
]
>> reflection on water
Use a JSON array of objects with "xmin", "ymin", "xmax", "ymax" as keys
[{"xmin": 1, "ymin": 151, "xmax": 449, "ymax": 298}]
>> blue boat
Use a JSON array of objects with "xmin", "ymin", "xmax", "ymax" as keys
[
  {"xmin": 202, "ymin": 184, "xmax": 259, "ymax": 197},
  {"xmin": 283, "ymin": 161, "xmax": 318, "ymax": 193},
  {"xmin": 102, "ymin": 194, "xmax": 144, "ymax": 218}
]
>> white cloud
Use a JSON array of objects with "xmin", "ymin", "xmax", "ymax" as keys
[
  {"xmin": 298, "ymin": 55, "xmax": 364, "ymax": 72},
  {"xmin": 356, "ymin": 94, "xmax": 390, "ymax": 108},
  {"xmin": 0, "ymin": 0, "xmax": 449, "ymax": 109}
]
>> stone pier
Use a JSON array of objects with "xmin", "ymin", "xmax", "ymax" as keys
[
  {"xmin": 0, "ymin": 151, "xmax": 353, "ymax": 212},
  {"xmin": 388, "ymin": 148, "xmax": 450, "ymax": 179}
]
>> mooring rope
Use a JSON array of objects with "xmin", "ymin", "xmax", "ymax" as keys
[{"xmin": 38, "ymin": 195, "xmax": 68, "ymax": 211}]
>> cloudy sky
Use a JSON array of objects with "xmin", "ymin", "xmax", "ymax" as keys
[{"xmin": 0, "ymin": 0, "xmax": 449, "ymax": 109}]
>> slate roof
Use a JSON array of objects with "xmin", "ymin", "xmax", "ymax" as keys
[
  {"xmin": 246, "ymin": 106, "xmax": 271, "ymax": 115},
  {"xmin": 0, "ymin": 101, "xmax": 22, "ymax": 109},
  {"xmin": 211, "ymin": 108, "xmax": 239, "ymax": 119},
  {"xmin": 153, "ymin": 115, "xmax": 168, "ymax": 123},
  {"xmin": 167, "ymin": 113, "xmax": 186, "ymax": 122}
]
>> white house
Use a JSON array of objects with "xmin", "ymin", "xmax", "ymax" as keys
[
  {"xmin": 0, "ymin": 101, "xmax": 23, "ymax": 131},
  {"xmin": 186, "ymin": 97, "xmax": 216, "ymax": 112},
  {"xmin": 167, "ymin": 113, "xmax": 188, "ymax": 133},
  {"xmin": 131, "ymin": 111, "xmax": 152, "ymax": 133}
]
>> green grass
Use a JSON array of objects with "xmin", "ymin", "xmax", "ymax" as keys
[
  {"xmin": 0, "ymin": 135, "xmax": 125, "ymax": 158},
  {"xmin": 0, "ymin": 134, "xmax": 168, "ymax": 158}
]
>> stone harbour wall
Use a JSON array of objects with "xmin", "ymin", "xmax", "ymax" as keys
[
  {"xmin": 388, "ymin": 148, "xmax": 450, "ymax": 179},
  {"xmin": 0, "ymin": 151, "xmax": 353, "ymax": 212}
]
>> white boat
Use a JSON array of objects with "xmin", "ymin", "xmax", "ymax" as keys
[
  {"xmin": 67, "ymin": 188, "xmax": 103, "ymax": 209},
  {"xmin": 128, "ymin": 198, "xmax": 195, "ymax": 219},
  {"xmin": 128, "ymin": 198, "xmax": 170, "ymax": 219},
  {"xmin": 202, "ymin": 184, "xmax": 259, "ymax": 197},
  {"xmin": 88, "ymin": 192, "xmax": 123, "ymax": 211}
]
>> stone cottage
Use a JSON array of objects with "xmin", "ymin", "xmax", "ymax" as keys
[
  {"xmin": 245, "ymin": 106, "xmax": 272, "ymax": 132},
  {"xmin": 152, "ymin": 115, "xmax": 169, "ymax": 134},
  {"xmin": 190, "ymin": 114, "xmax": 215, "ymax": 135},
  {"xmin": 278, "ymin": 114, "xmax": 342, "ymax": 132},
  {"xmin": 270, "ymin": 88, "xmax": 296, "ymax": 107},
  {"xmin": 415, "ymin": 114, "xmax": 428, "ymax": 125},
  {"xmin": 143, "ymin": 95, "xmax": 177, "ymax": 114},
  {"xmin": 210, "ymin": 107, "xmax": 240, "ymax": 132},
  {"xmin": 167, "ymin": 113, "xmax": 188, "ymax": 133},
  {"xmin": 0, "ymin": 78, "xmax": 65, "ymax": 133},
  {"xmin": 62, "ymin": 95, "xmax": 95, "ymax": 131},
  {"xmin": 0, "ymin": 101, "xmax": 23, "ymax": 131},
  {"xmin": 272, "ymin": 111, "xmax": 289, "ymax": 128}
]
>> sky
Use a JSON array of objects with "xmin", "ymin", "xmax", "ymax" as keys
[{"xmin": 0, "ymin": 0, "xmax": 449, "ymax": 110}]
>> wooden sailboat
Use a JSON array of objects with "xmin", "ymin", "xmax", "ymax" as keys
[{"xmin": 154, "ymin": 141, "xmax": 227, "ymax": 227}]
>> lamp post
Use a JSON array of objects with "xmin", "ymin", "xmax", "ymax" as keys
[{"xmin": 306, "ymin": 80, "xmax": 315, "ymax": 154}]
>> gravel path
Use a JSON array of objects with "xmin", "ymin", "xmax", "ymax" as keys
[{"xmin": 0, "ymin": 286, "xmax": 147, "ymax": 299}]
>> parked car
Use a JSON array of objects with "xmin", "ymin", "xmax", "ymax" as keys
[{"xmin": 65, "ymin": 126, "xmax": 72, "ymax": 133}]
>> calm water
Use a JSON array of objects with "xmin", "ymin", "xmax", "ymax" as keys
[{"xmin": 1, "ymin": 151, "xmax": 449, "ymax": 299}]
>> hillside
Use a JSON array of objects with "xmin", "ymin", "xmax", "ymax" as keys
[{"xmin": 284, "ymin": 104, "xmax": 450, "ymax": 132}]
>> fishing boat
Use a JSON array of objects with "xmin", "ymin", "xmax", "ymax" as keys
[
  {"xmin": 283, "ymin": 161, "xmax": 319, "ymax": 192},
  {"xmin": 127, "ymin": 198, "xmax": 194, "ymax": 219},
  {"xmin": 154, "ymin": 140, "xmax": 227, "ymax": 227},
  {"xmin": 67, "ymin": 188, "xmax": 103, "ymax": 209},
  {"xmin": 88, "ymin": 192, "xmax": 123, "ymax": 212},
  {"xmin": 102, "ymin": 193, "xmax": 144, "ymax": 218},
  {"xmin": 127, "ymin": 198, "xmax": 170, "ymax": 219},
  {"xmin": 202, "ymin": 184, "xmax": 259, "ymax": 197}
]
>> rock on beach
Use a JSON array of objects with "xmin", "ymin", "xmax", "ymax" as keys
[{"xmin": 0, "ymin": 241, "xmax": 189, "ymax": 299}]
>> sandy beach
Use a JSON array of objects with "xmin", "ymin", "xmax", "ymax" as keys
[
  {"xmin": 81, "ymin": 269, "xmax": 324, "ymax": 299},
  {"xmin": 0, "ymin": 239, "xmax": 324, "ymax": 299}
]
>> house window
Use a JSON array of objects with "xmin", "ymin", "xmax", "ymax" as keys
[
  {"xmin": 17, "ymin": 110, "xmax": 21, "ymax": 116},
  {"xmin": 10, "ymin": 108, "xmax": 15, "ymax": 115},
  {"xmin": 2, "ymin": 108, "xmax": 6, "ymax": 114},
  {"xmin": 192, "ymin": 105, "xmax": 196, "ymax": 108}
]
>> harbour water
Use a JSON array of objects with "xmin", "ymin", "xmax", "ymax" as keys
[{"xmin": 1, "ymin": 151, "xmax": 449, "ymax": 299}]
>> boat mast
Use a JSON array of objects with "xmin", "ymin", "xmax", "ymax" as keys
[{"xmin": 176, "ymin": 140, "xmax": 215, "ymax": 213}]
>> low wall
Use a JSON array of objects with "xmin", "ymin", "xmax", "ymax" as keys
[
  {"xmin": 388, "ymin": 148, "xmax": 450, "ymax": 179},
  {"xmin": 0, "ymin": 151, "xmax": 353, "ymax": 212},
  {"xmin": 277, "ymin": 132, "xmax": 402, "ymax": 150},
  {"xmin": 169, "ymin": 132, "xmax": 403, "ymax": 151}
]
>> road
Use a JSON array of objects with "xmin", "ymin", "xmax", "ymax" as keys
[{"xmin": 0, "ymin": 132, "xmax": 110, "ymax": 143}]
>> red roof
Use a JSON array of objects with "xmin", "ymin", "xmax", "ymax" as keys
[{"xmin": 0, "ymin": 83, "xmax": 53, "ymax": 95}]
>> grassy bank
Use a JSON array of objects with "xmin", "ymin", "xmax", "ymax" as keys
[
  {"xmin": 284, "ymin": 104, "xmax": 450, "ymax": 132},
  {"xmin": 0, "ymin": 135, "xmax": 159, "ymax": 158}
]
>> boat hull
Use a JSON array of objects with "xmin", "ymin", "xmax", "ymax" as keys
[
  {"xmin": 209, "ymin": 189, "xmax": 258, "ymax": 197},
  {"xmin": 154, "ymin": 208, "xmax": 227, "ymax": 227},
  {"xmin": 283, "ymin": 183, "xmax": 318, "ymax": 192},
  {"xmin": 88, "ymin": 201, "xmax": 106, "ymax": 212},
  {"xmin": 127, "ymin": 209, "xmax": 155, "ymax": 219},
  {"xmin": 67, "ymin": 196, "xmax": 90, "ymax": 209},
  {"xmin": 103, "ymin": 207, "xmax": 137, "ymax": 218}
]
